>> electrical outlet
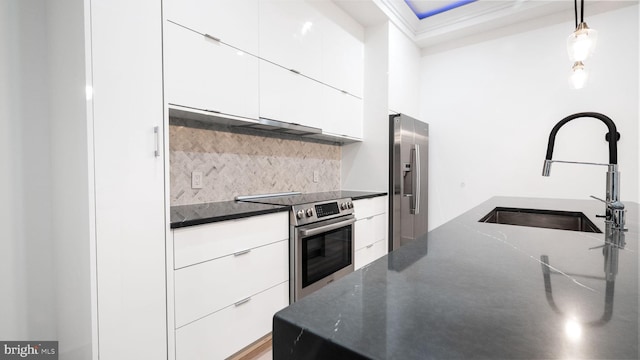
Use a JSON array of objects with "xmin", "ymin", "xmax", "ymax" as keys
[
  {"xmin": 191, "ymin": 171, "xmax": 203, "ymax": 189},
  {"xmin": 313, "ymin": 170, "xmax": 319, "ymax": 183}
]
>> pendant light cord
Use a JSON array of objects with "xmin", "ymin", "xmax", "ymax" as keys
[
  {"xmin": 580, "ymin": 0, "xmax": 584, "ymax": 23},
  {"xmin": 574, "ymin": 0, "xmax": 578, "ymax": 28}
]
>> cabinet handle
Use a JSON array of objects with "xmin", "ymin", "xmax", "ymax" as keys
[
  {"xmin": 204, "ymin": 33, "xmax": 221, "ymax": 42},
  {"xmin": 366, "ymin": 244, "xmax": 374, "ymax": 249},
  {"xmin": 153, "ymin": 126, "xmax": 160, "ymax": 157},
  {"xmin": 233, "ymin": 249, "xmax": 251, "ymax": 257},
  {"xmin": 289, "ymin": 69, "xmax": 301, "ymax": 75},
  {"xmin": 234, "ymin": 297, "xmax": 251, "ymax": 307},
  {"xmin": 341, "ymin": 90, "xmax": 348, "ymax": 94},
  {"xmin": 366, "ymin": 216, "xmax": 374, "ymax": 220}
]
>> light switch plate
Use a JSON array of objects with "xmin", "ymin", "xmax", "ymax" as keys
[
  {"xmin": 313, "ymin": 170, "xmax": 319, "ymax": 183},
  {"xmin": 192, "ymin": 171, "xmax": 203, "ymax": 189}
]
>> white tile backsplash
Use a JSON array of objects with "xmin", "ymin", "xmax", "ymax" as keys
[{"xmin": 170, "ymin": 119, "xmax": 341, "ymax": 206}]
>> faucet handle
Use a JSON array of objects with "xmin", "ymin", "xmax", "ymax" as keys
[{"xmin": 590, "ymin": 195, "xmax": 607, "ymax": 204}]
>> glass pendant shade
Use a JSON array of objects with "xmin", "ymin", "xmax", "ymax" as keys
[
  {"xmin": 567, "ymin": 22, "xmax": 598, "ymax": 62},
  {"xmin": 569, "ymin": 61, "xmax": 588, "ymax": 89}
]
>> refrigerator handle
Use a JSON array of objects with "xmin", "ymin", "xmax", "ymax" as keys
[{"xmin": 413, "ymin": 144, "xmax": 421, "ymax": 215}]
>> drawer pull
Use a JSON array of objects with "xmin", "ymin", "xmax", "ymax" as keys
[
  {"xmin": 234, "ymin": 297, "xmax": 252, "ymax": 307},
  {"xmin": 233, "ymin": 249, "xmax": 251, "ymax": 257},
  {"xmin": 366, "ymin": 216, "xmax": 374, "ymax": 220},
  {"xmin": 289, "ymin": 68, "xmax": 301, "ymax": 75},
  {"xmin": 366, "ymin": 244, "xmax": 374, "ymax": 249},
  {"xmin": 204, "ymin": 33, "xmax": 221, "ymax": 42}
]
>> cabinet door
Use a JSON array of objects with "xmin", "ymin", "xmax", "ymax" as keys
[
  {"xmin": 91, "ymin": 0, "xmax": 166, "ymax": 358},
  {"xmin": 259, "ymin": 60, "xmax": 323, "ymax": 128},
  {"xmin": 259, "ymin": 0, "xmax": 323, "ymax": 80},
  {"xmin": 164, "ymin": 21, "xmax": 259, "ymax": 120},
  {"xmin": 164, "ymin": 0, "xmax": 259, "ymax": 54},
  {"xmin": 321, "ymin": 86, "xmax": 363, "ymax": 139},
  {"xmin": 322, "ymin": 20, "xmax": 364, "ymax": 98}
]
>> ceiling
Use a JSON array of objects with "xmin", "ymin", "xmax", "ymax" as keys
[{"xmin": 333, "ymin": 0, "xmax": 637, "ymax": 52}]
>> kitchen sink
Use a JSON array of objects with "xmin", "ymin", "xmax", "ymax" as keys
[{"xmin": 479, "ymin": 207, "xmax": 602, "ymax": 233}]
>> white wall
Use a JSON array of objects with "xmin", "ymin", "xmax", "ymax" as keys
[
  {"xmin": 388, "ymin": 22, "xmax": 421, "ymax": 119},
  {"xmin": 0, "ymin": 0, "xmax": 95, "ymax": 358},
  {"xmin": 342, "ymin": 21, "xmax": 423, "ymax": 192},
  {"xmin": 342, "ymin": 22, "xmax": 390, "ymax": 192},
  {"xmin": 0, "ymin": 0, "xmax": 56, "ymax": 340},
  {"xmin": 48, "ymin": 0, "xmax": 95, "ymax": 358},
  {"xmin": 420, "ymin": 5, "xmax": 639, "ymax": 229}
]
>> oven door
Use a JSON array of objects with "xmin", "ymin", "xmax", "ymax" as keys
[{"xmin": 294, "ymin": 215, "xmax": 356, "ymax": 301}]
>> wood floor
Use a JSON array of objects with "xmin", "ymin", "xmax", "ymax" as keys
[{"xmin": 229, "ymin": 334, "xmax": 272, "ymax": 360}]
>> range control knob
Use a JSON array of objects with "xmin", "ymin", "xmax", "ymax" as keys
[
  {"xmin": 296, "ymin": 210, "xmax": 305, "ymax": 219},
  {"xmin": 340, "ymin": 202, "xmax": 347, "ymax": 210},
  {"xmin": 347, "ymin": 201, "xmax": 353, "ymax": 209},
  {"xmin": 306, "ymin": 208, "xmax": 314, "ymax": 217}
]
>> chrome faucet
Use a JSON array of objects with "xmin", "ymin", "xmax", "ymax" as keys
[{"xmin": 542, "ymin": 112, "xmax": 626, "ymax": 230}]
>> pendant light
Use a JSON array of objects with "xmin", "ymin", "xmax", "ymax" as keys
[
  {"xmin": 569, "ymin": 61, "xmax": 588, "ymax": 89},
  {"xmin": 567, "ymin": 0, "xmax": 598, "ymax": 62},
  {"xmin": 567, "ymin": 0, "xmax": 596, "ymax": 89}
]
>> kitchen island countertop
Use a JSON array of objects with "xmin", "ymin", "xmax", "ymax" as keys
[{"xmin": 273, "ymin": 196, "xmax": 639, "ymax": 359}]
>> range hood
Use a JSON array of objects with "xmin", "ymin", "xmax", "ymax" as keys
[
  {"xmin": 238, "ymin": 117, "xmax": 321, "ymax": 136},
  {"xmin": 168, "ymin": 104, "xmax": 360, "ymax": 144}
]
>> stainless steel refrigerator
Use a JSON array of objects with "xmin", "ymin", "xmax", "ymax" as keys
[{"xmin": 389, "ymin": 113, "xmax": 429, "ymax": 251}]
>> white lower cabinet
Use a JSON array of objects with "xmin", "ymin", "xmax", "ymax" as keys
[
  {"xmin": 354, "ymin": 196, "xmax": 388, "ymax": 269},
  {"xmin": 176, "ymin": 282, "xmax": 289, "ymax": 360},
  {"xmin": 169, "ymin": 212, "xmax": 289, "ymax": 360},
  {"xmin": 174, "ymin": 239, "xmax": 288, "ymax": 328},
  {"xmin": 355, "ymin": 239, "xmax": 387, "ymax": 270}
]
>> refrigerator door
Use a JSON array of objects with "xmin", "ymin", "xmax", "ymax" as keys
[{"xmin": 390, "ymin": 114, "xmax": 428, "ymax": 251}]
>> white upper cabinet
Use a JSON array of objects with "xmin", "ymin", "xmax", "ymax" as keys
[
  {"xmin": 259, "ymin": 0, "xmax": 324, "ymax": 80},
  {"xmin": 321, "ymin": 87, "xmax": 363, "ymax": 139},
  {"xmin": 164, "ymin": 0, "xmax": 259, "ymax": 54},
  {"xmin": 321, "ymin": 18, "xmax": 364, "ymax": 98},
  {"xmin": 164, "ymin": 21, "xmax": 259, "ymax": 120},
  {"xmin": 259, "ymin": 60, "xmax": 323, "ymax": 128}
]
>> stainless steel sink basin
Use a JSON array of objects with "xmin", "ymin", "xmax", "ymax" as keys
[{"xmin": 479, "ymin": 207, "xmax": 602, "ymax": 233}]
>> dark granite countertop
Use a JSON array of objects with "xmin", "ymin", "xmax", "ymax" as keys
[
  {"xmin": 273, "ymin": 196, "xmax": 639, "ymax": 359},
  {"xmin": 339, "ymin": 190, "xmax": 387, "ymax": 201},
  {"xmin": 170, "ymin": 191, "xmax": 386, "ymax": 228},
  {"xmin": 170, "ymin": 201, "xmax": 287, "ymax": 228}
]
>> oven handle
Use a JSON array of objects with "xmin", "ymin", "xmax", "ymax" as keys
[{"xmin": 300, "ymin": 217, "xmax": 356, "ymax": 237}]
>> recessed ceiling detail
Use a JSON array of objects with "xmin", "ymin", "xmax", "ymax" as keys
[{"xmin": 404, "ymin": 0, "xmax": 478, "ymax": 19}]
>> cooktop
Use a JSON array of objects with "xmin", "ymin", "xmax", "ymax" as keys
[{"xmin": 239, "ymin": 191, "xmax": 350, "ymax": 206}]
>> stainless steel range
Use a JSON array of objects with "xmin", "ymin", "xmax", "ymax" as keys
[{"xmin": 238, "ymin": 192, "xmax": 355, "ymax": 302}]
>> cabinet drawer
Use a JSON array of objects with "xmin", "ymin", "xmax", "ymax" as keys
[
  {"xmin": 355, "ymin": 213, "xmax": 386, "ymax": 250},
  {"xmin": 176, "ymin": 281, "xmax": 289, "ymax": 360},
  {"xmin": 174, "ymin": 239, "xmax": 288, "ymax": 328},
  {"xmin": 354, "ymin": 239, "xmax": 387, "ymax": 270},
  {"xmin": 173, "ymin": 212, "xmax": 288, "ymax": 269},
  {"xmin": 354, "ymin": 196, "xmax": 387, "ymax": 220}
]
